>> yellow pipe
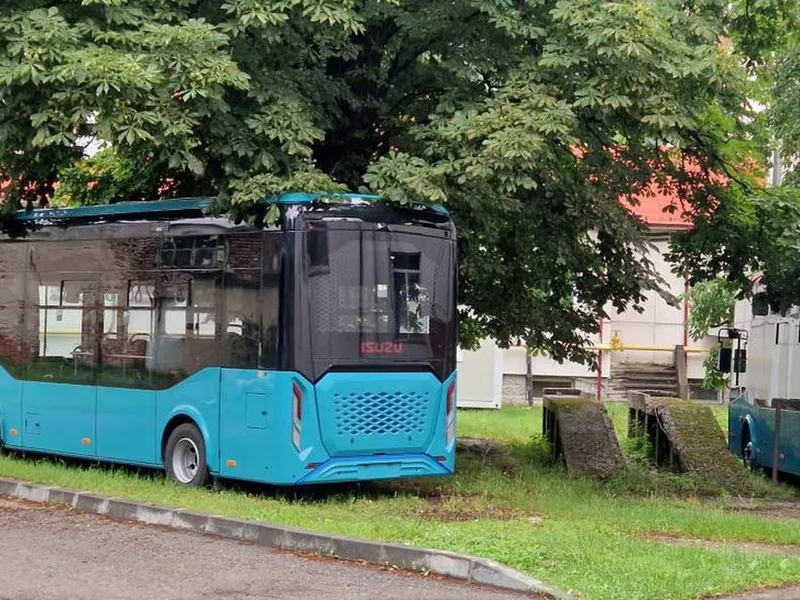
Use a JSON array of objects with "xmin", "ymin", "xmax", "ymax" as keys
[
  {"xmin": 511, "ymin": 344, "xmax": 708, "ymax": 353},
  {"xmin": 593, "ymin": 343, "xmax": 708, "ymax": 353}
]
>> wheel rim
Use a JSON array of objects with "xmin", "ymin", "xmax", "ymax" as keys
[{"xmin": 172, "ymin": 438, "xmax": 200, "ymax": 484}]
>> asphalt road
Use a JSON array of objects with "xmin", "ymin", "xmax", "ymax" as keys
[{"xmin": 0, "ymin": 497, "xmax": 535, "ymax": 600}]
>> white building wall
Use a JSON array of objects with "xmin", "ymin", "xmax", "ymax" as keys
[
  {"xmin": 457, "ymin": 232, "xmax": 714, "ymax": 407},
  {"xmin": 606, "ymin": 237, "xmax": 712, "ymax": 380},
  {"xmin": 609, "ymin": 238, "xmax": 682, "ymax": 365},
  {"xmin": 455, "ymin": 339, "xmax": 503, "ymax": 408}
]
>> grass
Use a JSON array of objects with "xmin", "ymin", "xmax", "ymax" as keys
[
  {"xmin": 456, "ymin": 400, "xmax": 706, "ymax": 442},
  {"xmin": 0, "ymin": 401, "xmax": 798, "ymax": 600},
  {"xmin": 457, "ymin": 403, "xmax": 546, "ymax": 442}
]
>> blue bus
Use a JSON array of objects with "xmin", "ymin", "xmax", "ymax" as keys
[
  {"xmin": 0, "ymin": 193, "xmax": 458, "ymax": 486},
  {"xmin": 726, "ymin": 308, "xmax": 800, "ymax": 478}
]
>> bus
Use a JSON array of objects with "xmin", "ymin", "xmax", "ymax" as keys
[
  {"xmin": 727, "ymin": 295, "xmax": 800, "ymax": 478},
  {"xmin": 0, "ymin": 192, "xmax": 458, "ymax": 486}
]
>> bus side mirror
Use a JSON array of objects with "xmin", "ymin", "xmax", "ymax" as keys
[
  {"xmin": 718, "ymin": 347, "xmax": 732, "ymax": 372},
  {"xmin": 734, "ymin": 349, "xmax": 747, "ymax": 374}
]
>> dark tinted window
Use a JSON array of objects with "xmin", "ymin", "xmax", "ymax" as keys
[
  {"xmin": 157, "ymin": 235, "xmax": 227, "ymax": 269},
  {"xmin": 100, "ymin": 236, "xmax": 224, "ymax": 389},
  {"xmin": 304, "ymin": 224, "xmax": 456, "ymax": 380},
  {"xmin": 752, "ymin": 292, "xmax": 768, "ymax": 317},
  {"xmin": 26, "ymin": 241, "xmax": 104, "ymax": 385},
  {"xmin": 222, "ymin": 232, "xmax": 281, "ymax": 370},
  {"xmin": 29, "ymin": 278, "xmax": 99, "ymax": 385},
  {"xmin": 0, "ymin": 221, "xmax": 283, "ymax": 387},
  {"xmin": 0, "ymin": 244, "xmax": 30, "ymax": 377}
]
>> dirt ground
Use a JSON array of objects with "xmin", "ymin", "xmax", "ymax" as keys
[
  {"xmin": 729, "ymin": 499, "xmax": 800, "ymax": 521},
  {"xmin": 0, "ymin": 496, "xmax": 538, "ymax": 600}
]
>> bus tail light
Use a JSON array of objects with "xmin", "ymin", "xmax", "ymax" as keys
[
  {"xmin": 292, "ymin": 382, "xmax": 303, "ymax": 451},
  {"xmin": 446, "ymin": 380, "xmax": 456, "ymax": 446}
]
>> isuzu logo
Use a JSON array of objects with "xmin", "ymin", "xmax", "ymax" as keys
[{"xmin": 360, "ymin": 341, "xmax": 404, "ymax": 354}]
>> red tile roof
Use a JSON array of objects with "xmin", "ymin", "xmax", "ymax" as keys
[{"xmin": 622, "ymin": 185, "xmax": 693, "ymax": 230}]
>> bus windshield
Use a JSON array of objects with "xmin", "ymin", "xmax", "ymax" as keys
[{"xmin": 304, "ymin": 222, "xmax": 456, "ymax": 379}]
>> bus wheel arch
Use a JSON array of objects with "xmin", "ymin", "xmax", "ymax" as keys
[{"xmin": 162, "ymin": 416, "xmax": 211, "ymax": 487}]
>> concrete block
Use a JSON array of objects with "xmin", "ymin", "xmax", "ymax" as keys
[
  {"xmin": 103, "ymin": 500, "xmax": 175, "ymax": 526},
  {"xmin": 205, "ymin": 515, "xmax": 249, "ymax": 540},
  {"xmin": 47, "ymin": 487, "xmax": 78, "ymax": 506},
  {"xmin": 330, "ymin": 537, "xmax": 386, "ymax": 563},
  {"xmin": 134, "ymin": 504, "xmax": 176, "ymax": 527},
  {"xmin": 171, "ymin": 509, "xmax": 210, "ymax": 533},
  {"xmin": 246, "ymin": 522, "xmax": 288, "ymax": 547},
  {"xmin": 471, "ymin": 558, "xmax": 574, "ymax": 599},
  {"xmin": 0, "ymin": 478, "xmax": 19, "ymax": 496},
  {"xmin": 15, "ymin": 482, "xmax": 51, "ymax": 503},
  {"xmin": 105, "ymin": 498, "xmax": 143, "ymax": 521},
  {"xmin": 380, "ymin": 542, "xmax": 428, "ymax": 571},
  {"xmin": 73, "ymin": 492, "xmax": 110, "ymax": 513},
  {"xmin": 424, "ymin": 552, "xmax": 471, "ymax": 580},
  {"xmin": 281, "ymin": 530, "xmax": 338, "ymax": 556}
]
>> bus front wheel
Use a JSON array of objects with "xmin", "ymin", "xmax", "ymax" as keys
[{"xmin": 164, "ymin": 423, "xmax": 210, "ymax": 487}]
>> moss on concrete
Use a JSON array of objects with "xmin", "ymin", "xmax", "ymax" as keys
[
  {"xmin": 545, "ymin": 397, "xmax": 626, "ymax": 479},
  {"xmin": 650, "ymin": 399, "xmax": 748, "ymax": 490}
]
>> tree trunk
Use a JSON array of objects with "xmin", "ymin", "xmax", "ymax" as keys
[{"xmin": 526, "ymin": 349, "xmax": 535, "ymax": 406}]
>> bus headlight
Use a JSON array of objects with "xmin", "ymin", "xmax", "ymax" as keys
[
  {"xmin": 446, "ymin": 380, "xmax": 456, "ymax": 446},
  {"xmin": 292, "ymin": 381, "xmax": 303, "ymax": 451}
]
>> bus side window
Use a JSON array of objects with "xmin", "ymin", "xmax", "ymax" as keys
[
  {"xmin": 224, "ymin": 269, "xmax": 260, "ymax": 369},
  {"xmin": 98, "ymin": 236, "xmax": 160, "ymax": 389},
  {"xmin": 222, "ymin": 232, "xmax": 263, "ymax": 370},
  {"xmin": 183, "ymin": 274, "xmax": 221, "ymax": 374},
  {"xmin": 149, "ymin": 273, "xmax": 219, "ymax": 384},
  {"xmin": 261, "ymin": 232, "xmax": 281, "ymax": 368},
  {"xmin": 101, "ymin": 233, "xmax": 224, "ymax": 389},
  {"xmin": 220, "ymin": 231, "xmax": 281, "ymax": 370},
  {"xmin": 0, "ymin": 251, "xmax": 29, "ymax": 378},
  {"xmin": 99, "ymin": 280, "xmax": 155, "ymax": 388},
  {"xmin": 34, "ymin": 279, "xmax": 97, "ymax": 384}
]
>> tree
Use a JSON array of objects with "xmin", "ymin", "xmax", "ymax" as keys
[
  {"xmin": 0, "ymin": 1, "xmax": 760, "ymax": 363},
  {"xmin": 685, "ymin": 278, "xmax": 737, "ymax": 342},
  {"xmin": 668, "ymin": 3, "xmax": 800, "ymax": 315},
  {"xmin": 684, "ymin": 278, "xmax": 737, "ymax": 391}
]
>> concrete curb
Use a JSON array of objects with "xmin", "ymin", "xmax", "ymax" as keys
[{"xmin": 0, "ymin": 477, "xmax": 573, "ymax": 599}]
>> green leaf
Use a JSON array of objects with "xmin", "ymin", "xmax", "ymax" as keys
[{"xmin": 0, "ymin": 0, "xmax": 771, "ymax": 365}]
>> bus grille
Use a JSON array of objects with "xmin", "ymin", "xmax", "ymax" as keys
[
  {"xmin": 333, "ymin": 390, "xmax": 430, "ymax": 437},
  {"xmin": 315, "ymin": 372, "xmax": 441, "ymax": 457}
]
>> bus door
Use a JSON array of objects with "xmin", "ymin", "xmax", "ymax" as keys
[
  {"xmin": 95, "ymin": 277, "xmax": 158, "ymax": 464},
  {"xmin": 219, "ymin": 232, "xmax": 283, "ymax": 481},
  {"xmin": 23, "ymin": 277, "xmax": 98, "ymax": 457}
]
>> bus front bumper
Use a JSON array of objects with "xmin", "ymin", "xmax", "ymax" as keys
[{"xmin": 295, "ymin": 453, "xmax": 452, "ymax": 485}]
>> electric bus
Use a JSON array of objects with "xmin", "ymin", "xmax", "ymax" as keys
[{"xmin": 0, "ymin": 192, "xmax": 457, "ymax": 486}]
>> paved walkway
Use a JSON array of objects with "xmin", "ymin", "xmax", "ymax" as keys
[{"xmin": 0, "ymin": 497, "xmax": 536, "ymax": 600}]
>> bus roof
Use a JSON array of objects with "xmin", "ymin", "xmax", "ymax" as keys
[{"xmin": 13, "ymin": 192, "xmax": 447, "ymax": 222}]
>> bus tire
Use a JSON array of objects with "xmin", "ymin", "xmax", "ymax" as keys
[{"xmin": 164, "ymin": 423, "xmax": 210, "ymax": 487}]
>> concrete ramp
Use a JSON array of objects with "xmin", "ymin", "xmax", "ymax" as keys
[
  {"xmin": 542, "ymin": 395, "xmax": 625, "ymax": 479},
  {"xmin": 628, "ymin": 393, "xmax": 746, "ymax": 487}
]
